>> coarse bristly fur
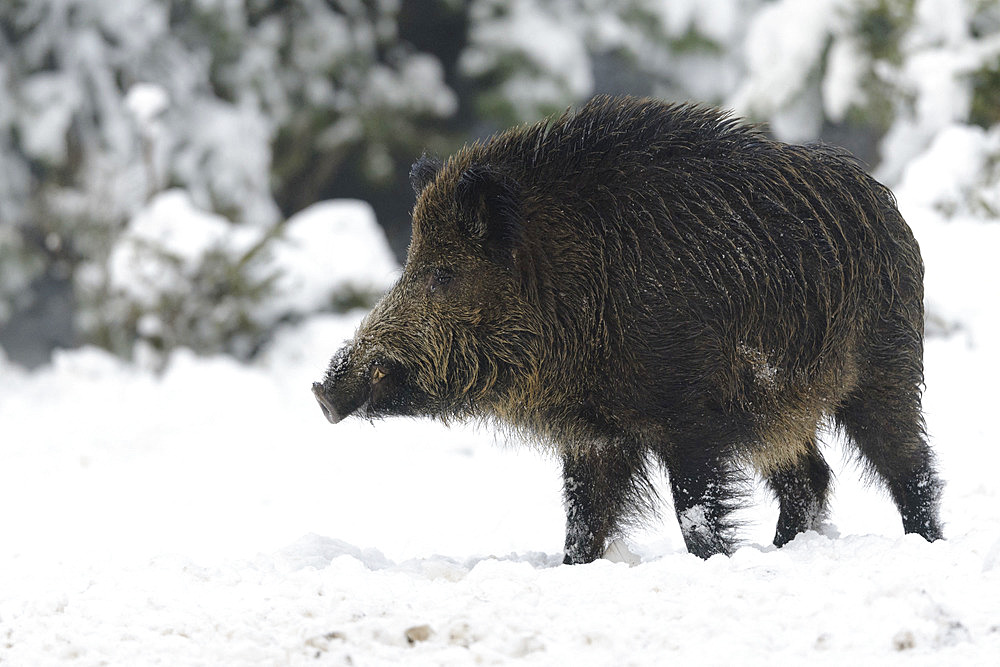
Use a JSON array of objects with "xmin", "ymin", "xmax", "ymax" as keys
[{"xmin": 313, "ymin": 95, "xmax": 944, "ymax": 564}]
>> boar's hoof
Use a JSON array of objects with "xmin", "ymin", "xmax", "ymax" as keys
[{"xmin": 312, "ymin": 382, "xmax": 344, "ymax": 424}]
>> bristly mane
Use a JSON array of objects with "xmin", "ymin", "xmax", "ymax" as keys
[{"xmin": 473, "ymin": 96, "xmax": 771, "ymax": 184}]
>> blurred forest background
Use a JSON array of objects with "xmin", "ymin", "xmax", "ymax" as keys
[{"xmin": 1, "ymin": 0, "xmax": 999, "ymax": 368}]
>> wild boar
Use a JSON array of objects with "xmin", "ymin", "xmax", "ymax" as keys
[{"xmin": 312, "ymin": 95, "xmax": 943, "ymax": 564}]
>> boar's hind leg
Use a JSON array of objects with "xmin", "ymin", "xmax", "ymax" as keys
[
  {"xmin": 835, "ymin": 340, "xmax": 944, "ymax": 541},
  {"xmin": 765, "ymin": 438, "xmax": 832, "ymax": 547},
  {"xmin": 561, "ymin": 443, "xmax": 652, "ymax": 565}
]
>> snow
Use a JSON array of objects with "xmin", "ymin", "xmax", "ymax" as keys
[
  {"xmin": 894, "ymin": 125, "xmax": 1000, "ymax": 340},
  {"xmin": 107, "ymin": 189, "xmax": 258, "ymax": 308},
  {"xmin": 266, "ymin": 199, "xmax": 400, "ymax": 317},
  {"xmin": 870, "ymin": 3, "xmax": 1000, "ymax": 184},
  {"xmin": 3, "ymin": 184, "xmax": 1000, "ymax": 664},
  {"xmin": 124, "ymin": 83, "xmax": 169, "ymax": 126},
  {"xmin": 822, "ymin": 35, "xmax": 867, "ymax": 123},
  {"xmin": 462, "ymin": 0, "xmax": 594, "ymax": 119},
  {"xmin": 731, "ymin": 0, "xmax": 843, "ymax": 140},
  {"xmin": 172, "ymin": 97, "xmax": 281, "ymax": 228},
  {"xmin": 910, "ymin": 0, "xmax": 975, "ymax": 50},
  {"xmin": 365, "ymin": 54, "xmax": 459, "ymax": 119},
  {"xmin": 877, "ymin": 47, "xmax": 976, "ymax": 178},
  {"xmin": 17, "ymin": 72, "xmax": 82, "ymax": 164},
  {"xmin": 896, "ymin": 123, "xmax": 1000, "ymax": 223},
  {"xmin": 105, "ymin": 194, "xmax": 398, "ymax": 345}
]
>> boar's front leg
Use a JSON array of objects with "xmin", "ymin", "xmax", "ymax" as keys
[
  {"xmin": 655, "ymin": 428, "xmax": 743, "ymax": 559},
  {"xmin": 560, "ymin": 441, "xmax": 651, "ymax": 565}
]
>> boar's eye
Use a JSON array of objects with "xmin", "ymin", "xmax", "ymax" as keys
[{"xmin": 428, "ymin": 267, "xmax": 453, "ymax": 294}]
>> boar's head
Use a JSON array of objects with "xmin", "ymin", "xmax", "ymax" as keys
[{"xmin": 312, "ymin": 154, "xmax": 540, "ymax": 425}]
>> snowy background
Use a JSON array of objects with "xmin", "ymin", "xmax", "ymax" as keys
[{"xmin": 2, "ymin": 0, "xmax": 1000, "ymax": 665}]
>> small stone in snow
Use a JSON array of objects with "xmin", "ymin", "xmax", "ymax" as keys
[
  {"xmin": 406, "ymin": 625, "xmax": 433, "ymax": 644},
  {"xmin": 892, "ymin": 630, "xmax": 916, "ymax": 651}
]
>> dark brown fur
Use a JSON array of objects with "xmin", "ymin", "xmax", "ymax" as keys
[{"xmin": 313, "ymin": 96, "xmax": 943, "ymax": 563}]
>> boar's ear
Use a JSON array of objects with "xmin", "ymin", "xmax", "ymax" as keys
[
  {"xmin": 409, "ymin": 153, "xmax": 442, "ymax": 196},
  {"xmin": 455, "ymin": 164, "xmax": 521, "ymax": 262}
]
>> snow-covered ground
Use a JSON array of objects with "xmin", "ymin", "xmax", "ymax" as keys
[{"xmin": 2, "ymin": 190, "xmax": 999, "ymax": 665}]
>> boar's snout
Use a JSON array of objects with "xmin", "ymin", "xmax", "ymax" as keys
[
  {"xmin": 311, "ymin": 343, "xmax": 372, "ymax": 425},
  {"xmin": 312, "ymin": 382, "xmax": 347, "ymax": 424}
]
